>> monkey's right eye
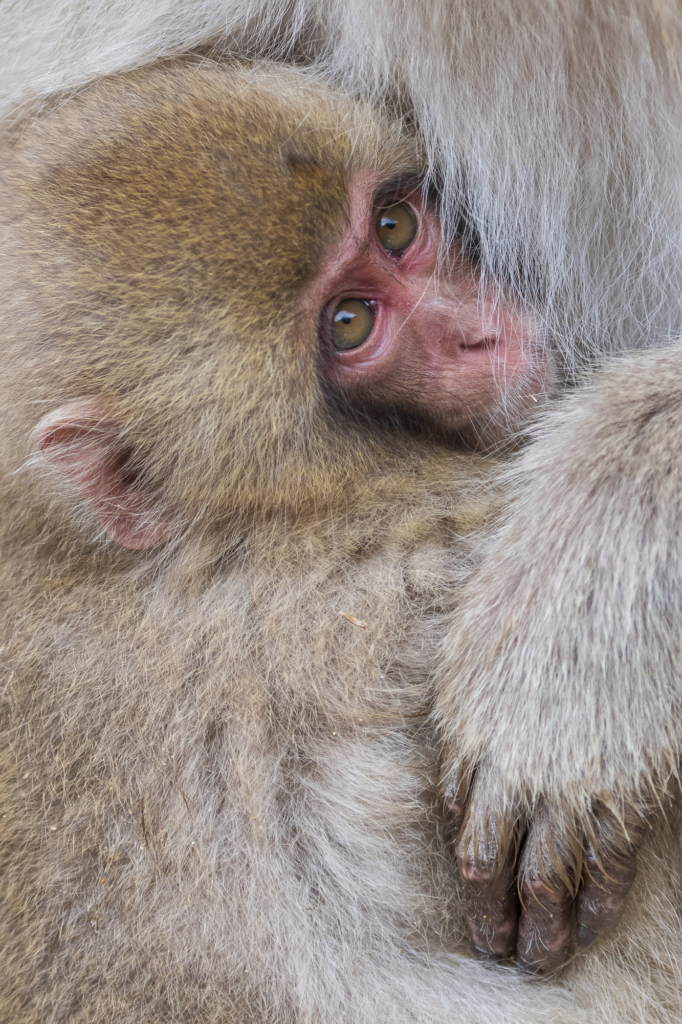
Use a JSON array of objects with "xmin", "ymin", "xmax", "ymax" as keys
[{"xmin": 331, "ymin": 299, "xmax": 375, "ymax": 349}]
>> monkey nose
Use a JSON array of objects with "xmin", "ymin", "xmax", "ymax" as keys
[
  {"xmin": 460, "ymin": 334, "xmax": 498, "ymax": 352},
  {"xmin": 432, "ymin": 329, "xmax": 500, "ymax": 364}
]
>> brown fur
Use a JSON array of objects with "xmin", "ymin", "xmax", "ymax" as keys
[
  {"xmin": 0, "ymin": 60, "xmax": 491, "ymax": 1022},
  {"xmin": 2, "ymin": 58, "xmax": 682, "ymax": 1023}
]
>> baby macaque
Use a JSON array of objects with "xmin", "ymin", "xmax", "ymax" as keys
[
  {"xmin": 1, "ymin": 60, "xmax": 680, "ymax": 1024},
  {"xmin": 310, "ymin": 178, "xmax": 546, "ymax": 449}
]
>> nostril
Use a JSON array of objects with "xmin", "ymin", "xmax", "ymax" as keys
[{"xmin": 462, "ymin": 335, "xmax": 498, "ymax": 351}]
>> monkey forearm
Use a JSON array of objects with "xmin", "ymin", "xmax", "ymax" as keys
[
  {"xmin": 437, "ymin": 344, "xmax": 682, "ymax": 967},
  {"xmin": 439, "ymin": 343, "xmax": 682, "ymax": 805}
]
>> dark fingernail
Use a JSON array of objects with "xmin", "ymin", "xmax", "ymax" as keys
[
  {"xmin": 470, "ymin": 943, "xmax": 506, "ymax": 964},
  {"xmin": 576, "ymin": 924, "xmax": 598, "ymax": 948}
]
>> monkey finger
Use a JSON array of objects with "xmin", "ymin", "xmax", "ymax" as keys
[
  {"xmin": 575, "ymin": 845, "xmax": 637, "ymax": 948},
  {"xmin": 444, "ymin": 762, "xmax": 475, "ymax": 837},
  {"xmin": 517, "ymin": 875, "xmax": 573, "ymax": 974},
  {"xmin": 516, "ymin": 808, "xmax": 579, "ymax": 974},
  {"xmin": 457, "ymin": 794, "xmax": 520, "ymax": 961},
  {"xmin": 445, "ymin": 797, "xmax": 466, "ymax": 836},
  {"xmin": 576, "ymin": 802, "xmax": 647, "ymax": 948}
]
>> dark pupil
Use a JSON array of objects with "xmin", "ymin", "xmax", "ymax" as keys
[
  {"xmin": 339, "ymin": 312, "xmax": 353, "ymax": 324},
  {"xmin": 381, "ymin": 216, "xmax": 398, "ymax": 233}
]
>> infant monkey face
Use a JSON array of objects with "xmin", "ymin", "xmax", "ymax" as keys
[
  {"xmin": 21, "ymin": 59, "xmax": 550, "ymax": 557},
  {"xmin": 311, "ymin": 173, "xmax": 550, "ymax": 445}
]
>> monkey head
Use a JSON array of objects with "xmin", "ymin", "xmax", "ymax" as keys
[
  {"xmin": 312, "ymin": 177, "xmax": 548, "ymax": 447},
  {"xmin": 0, "ymin": 61, "xmax": 548, "ymax": 552}
]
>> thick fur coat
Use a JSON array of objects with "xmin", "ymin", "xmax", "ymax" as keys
[
  {"xmin": 1, "ymin": 60, "xmax": 682, "ymax": 1024},
  {"xmin": 5, "ymin": 0, "xmax": 682, "ymax": 1016}
]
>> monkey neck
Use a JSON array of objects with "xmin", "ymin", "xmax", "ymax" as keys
[{"xmin": 0, "ymin": 440, "xmax": 497, "ymax": 589}]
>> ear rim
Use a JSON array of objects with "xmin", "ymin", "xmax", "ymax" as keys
[{"xmin": 34, "ymin": 398, "xmax": 175, "ymax": 551}]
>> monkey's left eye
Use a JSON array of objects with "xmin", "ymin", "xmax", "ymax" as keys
[
  {"xmin": 331, "ymin": 299, "xmax": 375, "ymax": 349},
  {"xmin": 376, "ymin": 202, "xmax": 417, "ymax": 253}
]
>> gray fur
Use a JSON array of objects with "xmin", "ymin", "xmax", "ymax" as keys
[
  {"xmin": 2, "ymin": 0, "xmax": 682, "ymax": 376},
  {"xmin": 3, "ymin": 0, "xmax": 682, "ymax": 1018}
]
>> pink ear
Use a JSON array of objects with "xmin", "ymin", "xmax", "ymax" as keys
[{"xmin": 35, "ymin": 399, "xmax": 174, "ymax": 550}]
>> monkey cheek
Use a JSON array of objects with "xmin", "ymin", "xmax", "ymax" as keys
[{"xmin": 430, "ymin": 344, "xmax": 550, "ymax": 440}]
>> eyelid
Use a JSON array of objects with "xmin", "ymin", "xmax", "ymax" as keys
[
  {"xmin": 372, "ymin": 172, "xmax": 426, "ymax": 206},
  {"xmin": 373, "ymin": 194, "xmax": 419, "ymax": 217}
]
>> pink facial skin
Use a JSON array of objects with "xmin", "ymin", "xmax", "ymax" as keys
[{"xmin": 309, "ymin": 174, "xmax": 551, "ymax": 446}]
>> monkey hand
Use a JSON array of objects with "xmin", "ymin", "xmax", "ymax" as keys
[
  {"xmin": 445, "ymin": 770, "xmax": 648, "ymax": 973},
  {"xmin": 437, "ymin": 346, "xmax": 682, "ymax": 971}
]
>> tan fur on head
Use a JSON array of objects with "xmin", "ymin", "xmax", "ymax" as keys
[{"xmin": 1, "ymin": 60, "xmax": 421, "ymax": 539}]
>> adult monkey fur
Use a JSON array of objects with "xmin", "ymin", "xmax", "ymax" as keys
[
  {"xmin": 3, "ymin": 58, "xmax": 682, "ymax": 1024},
  {"xmin": 4, "ymin": 0, "xmax": 682, "ymax": 996}
]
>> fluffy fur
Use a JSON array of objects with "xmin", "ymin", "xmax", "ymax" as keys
[
  {"xmin": 2, "ymin": 59, "xmax": 682, "ymax": 1023},
  {"xmin": 437, "ymin": 342, "xmax": 682, "ymax": 870},
  {"xmin": 2, "ymin": 0, "xmax": 682, "ymax": 378},
  {"xmin": 5, "ymin": 0, "xmax": 682, "ymax": 1013}
]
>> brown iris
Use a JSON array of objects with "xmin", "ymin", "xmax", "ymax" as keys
[
  {"xmin": 330, "ymin": 299, "xmax": 375, "ymax": 350},
  {"xmin": 375, "ymin": 202, "xmax": 417, "ymax": 252}
]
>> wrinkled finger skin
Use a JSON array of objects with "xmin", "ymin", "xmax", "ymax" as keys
[
  {"xmin": 515, "ymin": 806, "xmax": 578, "ymax": 973},
  {"xmin": 575, "ymin": 801, "xmax": 647, "ymax": 950},
  {"xmin": 517, "ymin": 876, "xmax": 573, "ymax": 974},
  {"xmin": 576, "ymin": 843, "xmax": 638, "ymax": 948},
  {"xmin": 573, "ymin": 798, "xmax": 647, "ymax": 950},
  {"xmin": 449, "ymin": 800, "xmax": 645, "ymax": 972},
  {"xmin": 462, "ymin": 846, "xmax": 520, "ymax": 960},
  {"xmin": 456, "ymin": 804, "xmax": 520, "ymax": 960}
]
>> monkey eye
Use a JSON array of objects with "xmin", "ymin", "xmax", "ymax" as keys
[
  {"xmin": 375, "ymin": 202, "xmax": 417, "ymax": 253},
  {"xmin": 330, "ymin": 299, "xmax": 375, "ymax": 349}
]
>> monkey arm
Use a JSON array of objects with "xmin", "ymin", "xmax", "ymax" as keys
[{"xmin": 436, "ymin": 342, "xmax": 682, "ymax": 970}]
